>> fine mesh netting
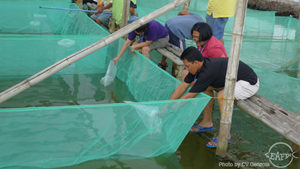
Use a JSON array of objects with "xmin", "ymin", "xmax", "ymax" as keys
[
  {"xmin": 136, "ymin": 0, "xmax": 300, "ymax": 114},
  {"xmin": 1, "ymin": 0, "xmax": 300, "ymax": 168},
  {"xmin": 0, "ymin": 0, "xmax": 211, "ymax": 168}
]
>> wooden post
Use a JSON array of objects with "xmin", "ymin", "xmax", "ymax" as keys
[
  {"xmin": 120, "ymin": 0, "xmax": 130, "ymax": 28},
  {"xmin": 291, "ymin": 107, "xmax": 300, "ymax": 153},
  {"xmin": 216, "ymin": 0, "xmax": 248, "ymax": 158},
  {"xmin": 182, "ymin": 0, "xmax": 190, "ymax": 11},
  {"xmin": 0, "ymin": 0, "xmax": 190, "ymax": 104}
]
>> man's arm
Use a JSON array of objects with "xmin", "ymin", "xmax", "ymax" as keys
[
  {"xmin": 180, "ymin": 92, "xmax": 199, "ymax": 99},
  {"xmin": 103, "ymin": 3, "xmax": 112, "ymax": 10},
  {"xmin": 169, "ymin": 82, "xmax": 190, "ymax": 100},
  {"xmin": 113, "ymin": 38, "xmax": 132, "ymax": 64}
]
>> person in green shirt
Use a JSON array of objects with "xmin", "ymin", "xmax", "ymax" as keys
[{"xmin": 112, "ymin": 0, "xmax": 138, "ymax": 28}]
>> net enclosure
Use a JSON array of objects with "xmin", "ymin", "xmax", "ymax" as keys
[
  {"xmin": 0, "ymin": 0, "xmax": 210, "ymax": 168},
  {"xmin": 1, "ymin": 0, "xmax": 300, "ymax": 168}
]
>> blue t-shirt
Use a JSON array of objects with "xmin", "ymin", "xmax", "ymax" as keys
[
  {"xmin": 128, "ymin": 20, "xmax": 168, "ymax": 41},
  {"xmin": 165, "ymin": 13, "xmax": 205, "ymax": 40}
]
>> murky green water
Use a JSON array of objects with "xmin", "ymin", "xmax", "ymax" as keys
[{"xmin": 1, "ymin": 72, "xmax": 299, "ymax": 169}]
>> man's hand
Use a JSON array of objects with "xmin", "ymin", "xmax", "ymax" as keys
[
  {"xmin": 96, "ymin": 7, "xmax": 104, "ymax": 14},
  {"xmin": 113, "ymin": 57, "xmax": 119, "ymax": 65},
  {"xmin": 130, "ymin": 46, "xmax": 136, "ymax": 54}
]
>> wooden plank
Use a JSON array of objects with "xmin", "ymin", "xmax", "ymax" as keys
[
  {"xmin": 249, "ymin": 94, "xmax": 300, "ymax": 130},
  {"xmin": 235, "ymin": 99, "xmax": 300, "ymax": 146},
  {"xmin": 291, "ymin": 107, "xmax": 300, "ymax": 153},
  {"xmin": 156, "ymin": 48, "xmax": 184, "ymax": 66},
  {"xmin": 165, "ymin": 43, "xmax": 183, "ymax": 57}
]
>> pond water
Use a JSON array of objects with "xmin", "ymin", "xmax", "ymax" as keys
[{"xmin": 1, "ymin": 71, "xmax": 299, "ymax": 169}]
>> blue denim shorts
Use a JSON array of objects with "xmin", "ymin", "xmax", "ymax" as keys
[
  {"xmin": 205, "ymin": 13, "xmax": 228, "ymax": 40},
  {"xmin": 91, "ymin": 12, "xmax": 112, "ymax": 24},
  {"xmin": 128, "ymin": 15, "xmax": 139, "ymax": 23}
]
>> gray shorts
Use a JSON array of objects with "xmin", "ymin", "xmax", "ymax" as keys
[{"xmin": 136, "ymin": 35, "xmax": 169, "ymax": 50}]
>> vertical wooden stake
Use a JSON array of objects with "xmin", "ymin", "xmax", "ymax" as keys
[
  {"xmin": 182, "ymin": 0, "xmax": 190, "ymax": 11},
  {"xmin": 120, "ymin": 0, "xmax": 130, "ymax": 28},
  {"xmin": 216, "ymin": 0, "xmax": 248, "ymax": 159}
]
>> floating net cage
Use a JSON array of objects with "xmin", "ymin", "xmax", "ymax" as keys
[
  {"xmin": 1, "ymin": 0, "xmax": 300, "ymax": 168},
  {"xmin": 0, "ymin": 0, "xmax": 211, "ymax": 168}
]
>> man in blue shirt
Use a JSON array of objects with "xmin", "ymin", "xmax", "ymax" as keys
[{"xmin": 158, "ymin": 11, "xmax": 205, "ymax": 76}]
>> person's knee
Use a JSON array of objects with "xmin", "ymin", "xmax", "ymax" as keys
[
  {"xmin": 96, "ymin": 19, "xmax": 102, "ymax": 25},
  {"xmin": 142, "ymin": 46, "xmax": 150, "ymax": 54}
]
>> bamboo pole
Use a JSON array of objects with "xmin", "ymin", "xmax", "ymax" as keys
[
  {"xmin": 120, "ymin": 0, "xmax": 131, "ymax": 28},
  {"xmin": 216, "ymin": 0, "xmax": 248, "ymax": 158},
  {"xmin": 182, "ymin": 0, "xmax": 190, "ymax": 11},
  {"xmin": 0, "ymin": 0, "xmax": 190, "ymax": 104}
]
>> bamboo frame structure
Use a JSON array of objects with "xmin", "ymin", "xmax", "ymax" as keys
[
  {"xmin": 216, "ymin": 0, "xmax": 248, "ymax": 158},
  {"xmin": 155, "ymin": 43, "xmax": 185, "ymax": 80},
  {"xmin": 182, "ymin": 0, "xmax": 190, "ymax": 11},
  {"xmin": 0, "ymin": 0, "xmax": 190, "ymax": 104},
  {"xmin": 120, "ymin": 0, "xmax": 130, "ymax": 28}
]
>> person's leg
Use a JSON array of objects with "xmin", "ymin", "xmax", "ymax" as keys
[
  {"xmin": 205, "ymin": 13, "xmax": 228, "ymax": 44},
  {"xmin": 159, "ymin": 25, "xmax": 180, "ymax": 70},
  {"xmin": 141, "ymin": 46, "xmax": 151, "ymax": 59},
  {"xmin": 207, "ymin": 89, "xmax": 231, "ymax": 147},
  {"xmin": 206, "ymin": 80, "xmax": 259, "ymax": 147},
  {"xmin": 189, "ymin": 86, "xmax": 215, "ymax": 132},
  {"xmin": 90, "ymin": 13, "xmax": 99, "ymax": 21},
  {"xmin": 96, "ymin": 13, "xmax": 112, "ymax": 26},
  {"xmin": 96, "ymin": 18, "xmax": 102, "ymax": 26},
  {"xmin": 147, "ymin": 35, "xmax": 170, "ymax": 59}
]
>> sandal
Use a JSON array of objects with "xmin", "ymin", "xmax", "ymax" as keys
[{"xmin": 158, "ymin": 62, "xmax": 168, "ymax": 70}]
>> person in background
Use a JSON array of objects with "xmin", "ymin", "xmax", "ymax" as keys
[
  {"xmin": 157, "ymin": 11, "xmax": 205, "ymax": 77},
  {"xmin": 169, "ymin": 47, "xmax": 259, "ymax": 148},
  {"xmin": 90, "ymin": 0, "xmax": 112, "ymax": 26},
  {"xmin": 181, "ymin": 22, "xmax": 228, "ymax": 82},
  {"xmin": 112, "ymin": 0, "xmax": 138, "ymax": 29},
  {"xmin": 205, "ymin": 0, "xmax": 237, "ymax": 44},
  {"xmin": 113, "ymin": 20, "xmax": 169, "ymax": 65}
]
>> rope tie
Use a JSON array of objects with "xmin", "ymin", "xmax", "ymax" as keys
[{"xmin": 212, "ymin": 97, "xmax": 235, "ymax": 115}]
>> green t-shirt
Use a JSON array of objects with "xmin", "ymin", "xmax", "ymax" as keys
[{"xmin": 112, "ymin": 0, "xmax": 137, "ymax": 25}]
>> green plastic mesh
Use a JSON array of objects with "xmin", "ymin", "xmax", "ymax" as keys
[
  {"xmin": 136, "ymin": 0, "xmax": 300, "ymax": 114},
  {"xmin": 0, "ymin": 1, "xmax": 211, "ymax": 167},
  {"xmin": 1, "ymin": 0, "xmax": 300, "ymax": 168}
]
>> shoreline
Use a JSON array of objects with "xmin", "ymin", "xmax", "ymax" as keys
[{"xmin": 248, "ymin": 0, "xmax": 300, "ymax": 19}]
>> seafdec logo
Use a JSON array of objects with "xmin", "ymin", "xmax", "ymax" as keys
[{"xmin": 265, "ymin": 142, "xmax": 299, "ymax": 168}]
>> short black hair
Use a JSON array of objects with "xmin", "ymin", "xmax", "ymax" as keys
[
  {"xmin": 135, "ymin": 24, "xmax": 148, "ymax": 33},
  {"xmin": 191, "ymin": 22, "xmax": 213, "ymax": 42},
  {"xmin": 180, "ymin": 46, "xmax": 204, "ymax": 62}
]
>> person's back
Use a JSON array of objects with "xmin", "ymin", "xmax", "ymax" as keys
[
  {"xmin": 166, "ymin": 12, "xmax": 204, "ymax": 40},
  {"xmin": 198, "ymin": 35, "xmax": 228, "ymax": 58}
]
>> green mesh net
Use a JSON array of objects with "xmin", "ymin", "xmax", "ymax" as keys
[
  {"xmin": 1, "ymin": 0, "xmax": 300, "ymax": 168},
  {"xmin": 0, "ymin": 1, "xmax": 211, "ymax": 168}
]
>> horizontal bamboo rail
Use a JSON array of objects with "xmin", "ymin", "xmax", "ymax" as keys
[
  {"xmin": 0, "ymin": 0, "xmax": 189, "ymax": 104},
  {"xmin": 235, "ymin": 94, "xmax": 300, "ymax": 146},
  {"xmin": 155, "ymin": 43, "xmax": 185, "ymax": 80}
]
